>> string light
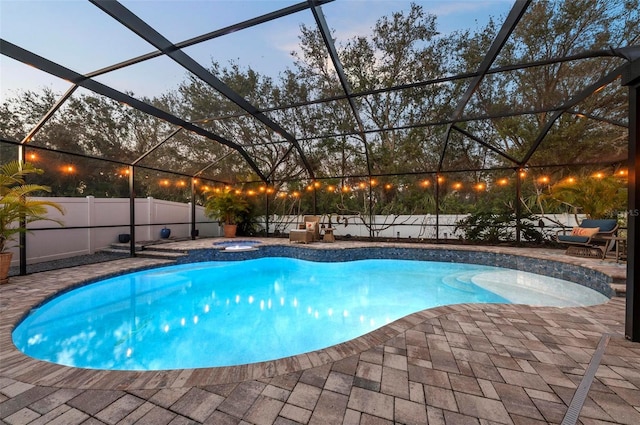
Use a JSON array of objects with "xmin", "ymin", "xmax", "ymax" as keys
[
  {"xmin": 261, "ymin": 169, "xmax": 627, "ymax": 198},
  {"xmin": 594, "ymin": 84, "xmax": 607, "ymax": 93}
]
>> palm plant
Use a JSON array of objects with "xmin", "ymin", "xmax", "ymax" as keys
[
  {"xmin": 1, "ymin": 160, "xmax": 64, "ymax": 282},
  {"xmin": 545, "ymin": 174, "xmax": 626, "ymax": 220},
  {"xmin": 204, "ymin": 189, "xmax": 249, "ymax": 237}
]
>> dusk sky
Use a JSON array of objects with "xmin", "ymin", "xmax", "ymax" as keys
[{"xmin": 1, "ymin": 1, "xmax": 514, "ymax": 100}]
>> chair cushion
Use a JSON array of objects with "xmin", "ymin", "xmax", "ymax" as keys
[
  {"xmin": 581, "ymin": 219, "xmax": 617, "ymax": 232},
  {"xmin": 305, "ymin": 221, "xmax": 316, "ymax": 231},
  {"xmin": 558, "ymin": 234, "xmax": 591, "ymax": 244},
  {"xmin": 571, "ymin": 226, "xmax": 600, "ymax": 237}
]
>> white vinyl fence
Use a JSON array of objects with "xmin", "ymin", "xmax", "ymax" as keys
[
  {"xmin": 8, "ymin": 196, "xmax": 220, "ymax": 266},
  {"xmin": 269, "ymin": 213, "xmax": 582, "ymax": 241},
  {"xmin": 9, "ymin": 196, "xmax": 584, "ymax": 266}
]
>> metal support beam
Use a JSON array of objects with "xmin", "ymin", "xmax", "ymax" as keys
[
  {"xmin": 566, "ymin": 110, "xmax": 627, "ymax": 128},
  {"xmin": 17, "ymin": 146, "xmax": 27, "ymax": 275},
  {"xmin": 515, "ymin": 168, "xmax": 522, "ymax": 243},
  {"xmin": 88, "ymin": 1, "xmax": 334, "ymax": 80},
  {"xmin": 21, "ymin": 86, "xmax": 78, "ymax": 144},
  {"xmin": 128, "ymin": 165, "xmax": 136, "ymax": 257},
  {"xmin": 435, "ymin": 175, "xmax": 440, "ymax": 242},
  {"xmin": 622, "ymin": 58, "xmax": 640, "ymax": 342},
  {"xmin": 196, "ymin": 45, "xmax": 640, "ymax": 128},
  {"xmin": 193, "ymin": 152, "xmax": 234, "ymax": 181},
  {"xmin": 313, "ymin": 187, "xmax": 317, "ymax": 216},
  {"xmin": 0, "ymin": 39, "xmax": 268, "ymax": 182},
  {"xmin": 15, "ymin": 0, "xmax": 333, "ymax": 160},
  {"xmin": 520, "ymin": 65, "xmax": 626, "ymax": 165},
  {"xmin": 133, "ymin": 127, "xmax": 182, "ymax": 165},
  {"xmin": 452, "ymin": 125, "xmax": 521, "ymax": 165},
  {"xmin": 265, "ymin": 192, "xmax": 270, "ymax": 237},
  {"xmin": 90, "ymin": 0, "xmax": 315, "ymax": 181},
  {"xmin": 308, "ymin": 0, "xmax": 373, "ymax": 177},
  {"xmin": 438, "ymin": 0, "xmax": 531, "ymax": 171},
  {"xmin": 191, "ymin": 178, "xmax": 197, "ymax": 240},
  {"xmin": 368, "ymin": 184, "xmax": 374, "ymax": 238}
]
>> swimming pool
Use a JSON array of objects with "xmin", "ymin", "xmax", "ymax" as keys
[{"xmin": 12, "ymin": 257, "xmax": 609, "ymax": 371}]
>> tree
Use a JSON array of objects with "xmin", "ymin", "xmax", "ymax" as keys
[
  {"xmin": 544, "ymin": 173, "xmax": 627, "ymax": 219},
  {"xmin": 458, "ymin": 0, "xmax": 638, "ymax": 169},
  {"xmin": 1, "ymin": 0, "xmax": 636, "ymax": 226}
]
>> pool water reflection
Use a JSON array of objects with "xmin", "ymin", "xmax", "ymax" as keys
[{"xmin": 12, "ymin": 258, "xmax": 608, "ymax": 371}]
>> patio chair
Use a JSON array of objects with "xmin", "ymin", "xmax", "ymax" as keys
[
  {"xmin": 289, "ymin": 215, "xmax": 320, "ymax": 244},
  {"xmin": 555, "ymin": 218, "xmax": 618, "ymax": 258}
]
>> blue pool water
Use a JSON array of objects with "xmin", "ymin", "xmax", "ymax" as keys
[{"xmin": 12, "ymin": 258, "xmax": 608, "ymax": 371}]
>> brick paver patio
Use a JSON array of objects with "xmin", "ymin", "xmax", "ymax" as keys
[{"xmin": 1, "ymin": 240, "xmax": 638, "ymax": 424}]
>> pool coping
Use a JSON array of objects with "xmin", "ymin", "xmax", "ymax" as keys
[{"xmin": 0, "ymin": 239, "xmax": 627, "ymax": 390}]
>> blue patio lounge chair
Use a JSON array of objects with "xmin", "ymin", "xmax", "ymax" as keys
[{"xmin": 555, "ymin": 218, "xmax": 618, "ymax": 258}]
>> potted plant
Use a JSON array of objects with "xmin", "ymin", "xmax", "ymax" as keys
[
  {"xmin": 1, "ymin": 160, "xmax": 64, "ymax": 284},
  {"xmin": 204, "ymin": 189, "xmax": 249, "ymax": 238}
]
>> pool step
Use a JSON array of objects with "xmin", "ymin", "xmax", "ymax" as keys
[
  {"xmin": 137, "ymin": 250, "xmax": 187, "ymax": 260},
  {"xmin": 101, "ymin": 243, "xmax": 188, "ymax": 261},
  {"xmin": 610, "ymin": 277, "xmax": 626, "ymax": 297},
  {"xmin": 441, "ymin": 272, "xmax": 478, "ymax": 293}
]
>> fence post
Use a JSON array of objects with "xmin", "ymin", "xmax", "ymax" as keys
[
  {"xmin": 87, "ymin": 196, "xmax": 95, "ymax": 254},
  {"xmin": 147, "ymin": 197, "xmax": 154, "ymax": 241},
  {"xmin": 188, "ymin": 202, "xmax": 194, "ymax": 238}
]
